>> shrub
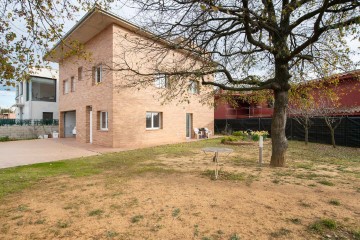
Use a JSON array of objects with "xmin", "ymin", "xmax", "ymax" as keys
[
  {"xmin": 252, "ymin": 134, "xmax": 260, "ymax": 141},
  {"xmin": 221, "ymin": 136, "xmax": 238, "ymax": 143},
  {"xmin": 232, "ymin": 131, "xmax": 248, "ymax": 137},
  {"xmin": 0, "ymin": 136, "xmax": 10, "ymax": 142}
]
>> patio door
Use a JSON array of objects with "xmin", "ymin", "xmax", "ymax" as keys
[
  {"xmin": 186, "ymin": 113, "xmax": 193, "ymax": 139},
  {"xmin": 89, "ymin": 110, "xmax": 93, "ymax": 144}
]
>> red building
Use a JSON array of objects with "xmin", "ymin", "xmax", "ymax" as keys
[{"xmin": 215, "ymin": 70, "xmax": 360, "ymax": 119}]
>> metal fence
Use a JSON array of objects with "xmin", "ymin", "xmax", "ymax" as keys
[
  {"xmin": 0, "ymin": 119, "xmax": 59, "ymax": 126},
  {"xmin": 215, "ymin": 116, "xmax": 360, "ymax": 148}
]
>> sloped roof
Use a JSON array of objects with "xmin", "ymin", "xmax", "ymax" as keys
[{"xmin": 45, "ymin": 6, "xmax": 169, "ymax": 62}]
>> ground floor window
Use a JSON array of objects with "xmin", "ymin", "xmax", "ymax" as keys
[
  {"xmin": 146, "ymin": 112, "xmax": 162, "ymax": 129},
  {"xmin": 43, "ymin": 112, "xmax": 53, "ymax": 120},
  {"xmin": 99, "ymin": 111, "xmax": 108, "ymax": 130}
]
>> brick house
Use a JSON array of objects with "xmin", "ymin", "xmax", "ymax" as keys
[
  {"xmin": 215, "ymin": 70, "xmax": 360, "ymax": 120},
  {"xmin": 46, "ymin": 6, "xmax": 214, "ymax": 148}
]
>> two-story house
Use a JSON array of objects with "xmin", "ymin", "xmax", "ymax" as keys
[
  {"xmin": 45, "ymin": 6, "xmax": 214, "ymax": 148},
  {"xmin": 14, "ymin": 68, "xmax": 59, "ymax": 121}
]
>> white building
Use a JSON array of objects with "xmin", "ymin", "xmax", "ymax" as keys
[{"xmin": 14, "ymin": 68, "xmax": 59, "ymax": 121}]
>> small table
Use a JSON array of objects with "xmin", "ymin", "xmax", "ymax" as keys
[{"xmin": 202, "ymin": 147, "xmax": 233, "ymax": 179}]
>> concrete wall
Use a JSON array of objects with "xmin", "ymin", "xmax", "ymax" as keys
[{"xmin": 0, "ymin": 125, "xmax": 59, "ymax": 139}]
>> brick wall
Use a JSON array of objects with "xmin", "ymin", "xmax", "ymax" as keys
[{"xmin": 0, "ymin": 125, "xmax": 59, "ymax": 139}]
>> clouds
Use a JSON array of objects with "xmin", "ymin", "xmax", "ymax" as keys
[{"xmin": 0, "ymin": 90, "xmax": 16, "ymax": 108}]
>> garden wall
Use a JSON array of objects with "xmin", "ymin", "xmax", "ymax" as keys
[
  {"xmin": 215, "ymin": 116, "xmax": 360, "ymax": 148},
  {"xmin": 0, "ymin": 125, "xmax": 59, "ymax": 139}
]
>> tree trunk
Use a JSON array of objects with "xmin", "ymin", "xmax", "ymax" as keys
[
  {"xmin": 330, "ymin": 128, "xmax": 336, "ymax": 148},
  {"xmin": 270, "ymin": 89, "xmax": 289, "ymax": 167},
  {"xmin": 304, "ymin": 125, "xmax": 309, "ymax": 145}
]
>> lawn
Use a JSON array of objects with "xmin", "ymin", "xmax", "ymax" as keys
[{"xmin": 0, "ymin": 139, "xmax": 359, "ymax": 239}]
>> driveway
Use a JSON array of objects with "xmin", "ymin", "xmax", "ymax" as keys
[{"xmin": 0, "ymin": 138, "xmax": 115, "ymax": 169}]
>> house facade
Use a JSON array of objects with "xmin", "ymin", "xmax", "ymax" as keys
[
  {"xmin": 46, "ymin": 7, "xmax": 214, "ymax": 148},
  {"xmin": 215, "ymin": 70, "xmax": 360, "ymax": 120},
  {"xmin": 14, "ymin": 68, "xmax": 59, "ymax": 121}
]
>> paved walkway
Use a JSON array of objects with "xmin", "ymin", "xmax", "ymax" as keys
[{"xmin": 0, "ymin": 138, "xmax": 123, "ymax": 169}]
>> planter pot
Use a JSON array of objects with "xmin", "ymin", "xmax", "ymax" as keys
[
  {"xmin": 53, "ymin": 132, "xmax": 59, "ymax": 138},
  {"xmin": 43, "ymin": 135, "xmax": 49, "ymax": 139}
]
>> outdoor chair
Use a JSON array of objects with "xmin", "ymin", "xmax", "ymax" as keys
[
  {"xmin": 204, "ymin": 128, "xmax": 212, "ymax": 138},
  {"xmin": 194, "ymin": 128, "xmax": 201, "ymax": 139}
]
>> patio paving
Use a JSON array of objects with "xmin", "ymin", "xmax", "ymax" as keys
[{"xmin": 0, "ymin": 138, "xmax": 122, "ymax": 169}]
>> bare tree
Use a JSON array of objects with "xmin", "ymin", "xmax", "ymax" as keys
[
  {"xmin": 109, "ymin": 0, "xmax": 359, "ymax": 166},
  {"xmin": 316, "ymin": 98, "xmax": 343, "ymax": 148},
  {"xmin": 288, "ymin": 95, "xmax": 316, "ymax": 145}
]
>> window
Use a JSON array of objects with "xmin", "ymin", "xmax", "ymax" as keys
[
  {"xmin": 26, "ymin": 81, "xmax": 30, "ymax": 101},
  {"xmin": 43, "ymin": 112, "xmax": 53, "ymax": 121},
  {"xmin": 154, "ymin": 74, "xmax": 168, "ymax": 88},
  {"xmin": 146, "ymin": 112, "xmax": 162, "ymax": 129},
  {"xmin": 71, "ymin": 77, "xmax": 75, "ymax": 92},
  {"xmin": 31, "ymin": 77, "xmax": 56, "ymax": 102},
  {"xmin": 99, "ymin": 111, "xmax": 108, "ymax": 130},
  {"xmin": 63, "ymin": 80, "xmax": 70, "ymax": 94},
  {"xmin": 95, "ymin": 65, "xmax": 102, "ymax": 84},
  {"xmin": 188, "ymin": 80, "xmax": 199, "ymax": 94},
  {"xmin": 16, "ymin": 85, "xmax": 19, "ymax": 97},
  {"xmin": 78, "ymin": 67, "xmax": 83, "ymax": 81}
]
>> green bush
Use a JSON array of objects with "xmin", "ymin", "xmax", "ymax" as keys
[
  {"xmin": 221, "ymin": 136, "xmax": 238, "ymax": 143},
  {"xmin": 252, "ymin": 134, "xmax": 260, "ymax": 141},
  {"xmin": 232, "ymin": 131, "xmax": 248, "ymax": 137},
  {"xmin": 0, "ymin": 136, "xmax": 10, "ymax": 142}
]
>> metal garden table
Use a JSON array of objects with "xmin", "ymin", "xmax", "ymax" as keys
[{"xmin": 202, "ymin": 147, "xmax": 233, "ymax": 179}]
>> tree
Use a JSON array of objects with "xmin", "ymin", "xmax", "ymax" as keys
[
  {"xmin": 288, "ymin": 93, "xmax": 316, "ymax": 145},
  {"xmin": 0, "ymin": 0, "xmax": 106, "ymax": 87},
  {"xmin": 109, "ymin": 0, "xmax": 359, "ymax": 166},
  {"xmin": 316, "ymin": 98, "xmax": 343, "ymax": 148}
]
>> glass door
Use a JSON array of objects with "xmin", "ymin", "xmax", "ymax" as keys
[{"xmin": 186, "ymin": 113, "xmax": 192, "ymax": 138}]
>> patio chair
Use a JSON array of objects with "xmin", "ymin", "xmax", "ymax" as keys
[
  {"xmin": 204, "ymin": 128, "xmax": 212, "ymax": 138},
  {"xmin": 193, "ymin": 128, "xmax": 201, "ymax": 139}
]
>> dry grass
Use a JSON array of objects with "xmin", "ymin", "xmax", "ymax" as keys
[{"xmin": 0, "ymin": 139, "xmax": 359, "ymax": 239}]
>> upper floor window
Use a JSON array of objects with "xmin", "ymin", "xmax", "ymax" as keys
[
  {"xmin": 63, "ymin": 80, "xmax": 70, "ymax": 94},
  {"xmin": 95, "ymin": 65, "xmax": 102, "ymax": 84},
  {"xmin": 188, "ymin": 80, "xmax": 199, "ymax": 94},
  {"xmin": 78, "ymin": 67, "xmax": 83, "ymax": 81},
  {"xmin": 154, "ymin": 74, "xmax": 168, "ymax": 88},
  {"xmin": 71, "ymin": 77, "xmax": 75, "ymax": 92},
  {"xmin": 31, "ymin": 77, "xmax": 56, "ymax": 102}
]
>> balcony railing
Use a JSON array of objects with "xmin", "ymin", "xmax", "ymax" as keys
[{"xmin": 0, "ymin": 119, "xmax": 59, "ymax": 126}]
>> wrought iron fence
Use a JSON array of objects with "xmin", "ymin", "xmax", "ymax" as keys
[{"xmin": 0, "ymin": 119, "xmax": 59, "ymax": 126}]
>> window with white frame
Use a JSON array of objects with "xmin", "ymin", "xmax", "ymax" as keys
[
  {"xmin": 188, "ymin": 80, "xmax": 199, "ymax": 94},
  {"xmin": 71, "ymin": 76, "xmax": 75, "ymax": 92},
  {"xmin": 95, "ymin": 65, "xmax": 102, "ymax": 83},
  {"xmin": 63, "ymin": 80, "xmax": 70, "ymax": 94},
  {"xmin": 154, "ymin": 74, "xmax": 168, "ymax": 88},
  {"xmin": 146, "ymin": 112, "xmax": 162, "ymax": 129},
  {"xmin": 100, "ymin": 111, "xmax": 108, "ymax": 130}
]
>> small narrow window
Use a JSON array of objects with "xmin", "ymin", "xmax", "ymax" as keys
[
  {"xmin": 99, "ymin": 111, "xmax": 108, "ymax": 130},
  {"xmin": 154, "ymin": 74, "xmax": 168, "ymax": 88},
  {"xmin": 188, "ymin": 80, "xmax": 199, "ymax": 94},
  {"xmin": 78, "ymin": 67, "xmax": 83, "ymax": 81},
  {"xmin": 146, "ymin": 112, "xmax": 162, "ymax": 129},
  {"xmin": 95, "ymin": 65, "xmax": 102, "ymax": 83},
  {"xmin": 63, "ymin": 80, "xmax": 70, "ymax": 94},
  {"xmin": 71, "ymin": 77, "xmax": 75, "ymax": 92}
]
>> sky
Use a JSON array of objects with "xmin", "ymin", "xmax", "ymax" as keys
[{"xmin": 0, "ymin": 3, "xmax": 359, "ymax": 109}]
